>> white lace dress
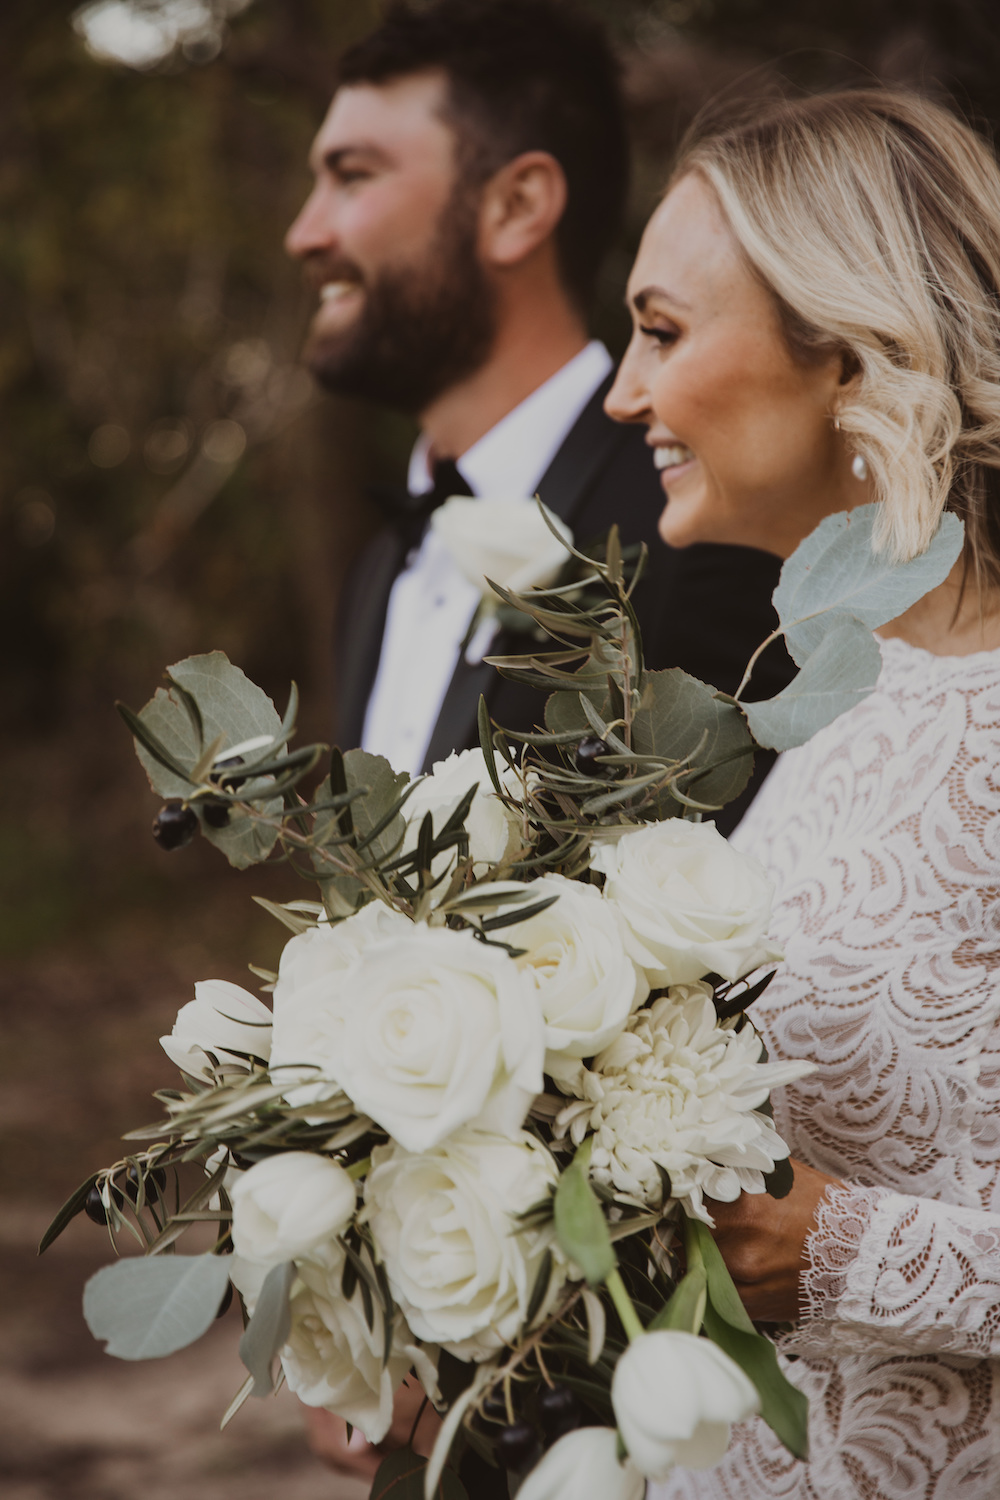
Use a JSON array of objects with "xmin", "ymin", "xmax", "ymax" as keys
[{"xmin": 655, "ymin": 637, "xmax": 1000, "ymax": 1500}]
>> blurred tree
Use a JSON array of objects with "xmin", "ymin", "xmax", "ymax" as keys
[{"xmin": 1, "ymin": 0, "xmax": 996, "ymax": 958}]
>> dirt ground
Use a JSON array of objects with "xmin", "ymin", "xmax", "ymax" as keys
[{"xmin": 0, "ymin": 892, "xmax": 367, "ymax": 1500}]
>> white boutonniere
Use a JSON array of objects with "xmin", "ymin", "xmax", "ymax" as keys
[{"xmin": 431, "ymin": 495, "xmax": 574, "ymax": 663}]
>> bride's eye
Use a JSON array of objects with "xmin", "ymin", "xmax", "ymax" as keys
[{"xmin": 639, "ymin": 323, "xmax": 679, "ymax": 347}]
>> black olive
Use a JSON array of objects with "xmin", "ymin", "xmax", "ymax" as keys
[
  {"xmin": 210, "ymin": 754, "xmax": 246, "ymax": 792},
  {"xmin": 201, "ymin": 797, "xmax": 231, "ymax": 828},
  {"xmin": 573, "ymin": 737, "xmax": 622, "ymax": 777},
  {"xmin": 216, "ymin": 1281, "xmax": 234, "ymax": 1319},
  {"xmin": 84, "ymin": 1184, "xmax": 109, "ymax": 1225},
  {"xmin": 122, "ymin": 1165, "xmax": 167, "ymax": 1203},
  {"xmin": 153, "ymin": 801, "xmax": 198, "ymax": 850},
  {"xmin": 495, "ymin": 1421, "xmax": 541, "ymax": 1471},
  {"xmin": 537, "ymin": 1383, "xmax": 580, "ymax": 1440}
]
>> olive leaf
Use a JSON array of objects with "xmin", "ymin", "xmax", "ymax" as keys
[
  {"xmin": 83, "ymin": 1252, "xmax": 232, "ymax": 1360},
  {"xmin": 372, "ymin": 1447, "xmax": 469, "ymax": 1500}
]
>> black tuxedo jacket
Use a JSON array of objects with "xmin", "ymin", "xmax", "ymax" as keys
[{"xmin": 335, "ymin": 374, "xmax": 793, "ymax": 835}]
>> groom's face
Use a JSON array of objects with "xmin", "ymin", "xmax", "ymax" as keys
[{"xmin": 286, "ymin": 71, "xmax": 498, "ymax": 415}]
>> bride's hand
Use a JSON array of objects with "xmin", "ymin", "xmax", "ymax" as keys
[
  {"xmin": 303, "ymin": 1376, "xmax": 441, "ymax": 1478},
  {"xmin": 705, "ymin": 1158, "xmax": 842, "ymax": 1323}
]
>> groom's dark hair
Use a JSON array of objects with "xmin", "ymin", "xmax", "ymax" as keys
[{"xmin": 335, "ymin": 0, "xmax": 628, "ymax": 312}]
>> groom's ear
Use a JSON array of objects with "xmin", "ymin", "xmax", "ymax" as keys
[{"xmin": 477, "ymin": 151, "xmax": 568, "ymax": 270}]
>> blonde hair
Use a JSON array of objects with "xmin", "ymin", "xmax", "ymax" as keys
[{"xmin": 672, "ymin": 89, "xmax": 1000, "ymax": 589}]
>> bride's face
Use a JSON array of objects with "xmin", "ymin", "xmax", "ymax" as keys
[{"xmin": 606, "ymin": 173, "xmax": 858, "ymax": 557}]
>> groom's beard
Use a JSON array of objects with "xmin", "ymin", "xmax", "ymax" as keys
[{"xmin": 304, "ymin": 191, "xmax": 499, "ymax": 416}]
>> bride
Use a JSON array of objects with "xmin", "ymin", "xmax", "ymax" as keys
[{"xmin": 605, "ymin": 88, "xmax": 1000, "ymax": 1499}]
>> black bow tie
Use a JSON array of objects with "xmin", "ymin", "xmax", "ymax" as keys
[{"xmin": 372, "ymin": 457, "xmax": 474, "ymax": 549}]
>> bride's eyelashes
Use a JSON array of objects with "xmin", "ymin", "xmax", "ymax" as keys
[{"xmin": 638, "ymin": 323, "xmax": 679, "ymax": 347}]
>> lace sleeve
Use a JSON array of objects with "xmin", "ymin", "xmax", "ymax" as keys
[{"xmin": 793, "ymin": 1182, "xmax": 1000, "ymax": 1360}]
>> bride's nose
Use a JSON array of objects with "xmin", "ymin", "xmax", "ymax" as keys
[{"xmin": 605, "ymin": 339, "xmax": 652, "ymax": 426}]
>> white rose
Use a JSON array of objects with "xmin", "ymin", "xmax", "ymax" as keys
[
  {"xmin": 231, "ymin": 1245, "xmax": 431, "ymax": 1444},
  {"xmin": 612, "ymin": 1330, "xmax": 759, "ymax": 1478},
  {"xmin": 402, "ymin": 747, "xmax": 518, "ymax": 884},
  {"xmin": 230, "ymin": 1153, "xmax": 356, "ymax": 1266},
  {"xmin": 365, "ymin": 1130, "xmax": 563, "ymax": 1359},
  {"xmin": 501, "ymin": 874, "xmax": 648, "ymax": 1069},
  {"xmin": 594, "ymin": 820, "xmax": 781, "ymax": 986},
  {"xmin": 160, "ymin": 979, "xmax": 272, "ymax": 1078},
  {"xmin": 555, "ymin": 985, "xmax": 812, "ymax": 1221},
  {"xmin": 269, "ymin": 902, "xmax": 412, "ymax": 1103},
  {"xmin": 288, "ymin": 926, "xmax": 544, "ymax": 1152},
  {"xmin": 518, "ymin": 1426, "xmax": 644, "ymax": 1500},
  {"xmin": 431, "ymin": 495, "xmax": 573, "ymax": 600}
]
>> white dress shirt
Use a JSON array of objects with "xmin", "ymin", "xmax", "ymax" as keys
[{"xmin": 361, "ymin": 340, "xmax": 613, "ymax": 774}]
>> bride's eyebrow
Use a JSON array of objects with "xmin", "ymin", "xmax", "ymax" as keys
[{"xmin": 631, "ymin": 287, "xmax": 691, "ymax": 314}]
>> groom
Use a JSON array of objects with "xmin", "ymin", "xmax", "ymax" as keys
[{"xmin": 286, "ymin": 0, "xmax": 792, "ymax": 842}]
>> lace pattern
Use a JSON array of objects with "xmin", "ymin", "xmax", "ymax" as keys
[{"xmin": 652, "ymin": 639, "xmax": 1000, "ymax": 1500}]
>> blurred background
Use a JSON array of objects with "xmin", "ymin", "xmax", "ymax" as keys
[{"xmin": 2, "ymin": 1, "xmax": 997, "ymax": 1495}]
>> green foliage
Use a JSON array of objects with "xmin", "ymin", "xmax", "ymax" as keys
[
  {"xmin": 741, "ymin": 616, "xmax": 883, "ymax": 751},
  {"xmin": 686, "ymin": 1219, "xmax": 809, "ymax": 1461},
  {"xmin": 83, "ymin": 1252, "xmax": 232, "ymax": 1360},
  {"xmin": 554, "ymin": 1142, "xmax": 616, "ymax": 1287},
  {"xmin": 773, "ymin": 506, "xmax": 965, "ymax": 666},
  {"xmin": 372, "ymin": 1445, "xmax": 469, "ymax": 1500},
  {"xmin": 239, "ymin": 1260, "xmax": 294, "ymax": 1397}
]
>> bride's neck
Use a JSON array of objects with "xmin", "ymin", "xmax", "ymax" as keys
[{"xmin": 878, "ymin": 558, "xmax": 1000, "ymax": 655}]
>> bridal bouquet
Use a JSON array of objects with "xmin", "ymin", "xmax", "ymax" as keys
[{"xmin": 41, "ymin": 504, "xmax": 962, "ymax": 1500}]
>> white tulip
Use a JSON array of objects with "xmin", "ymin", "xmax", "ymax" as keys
[
  {"xmin": 431, "ymin": 495, "xmax": 573, "ymax": 601},
  {"xmin": 500, "ymin": 873, "xmax": 648, "ymax": 1067},
  {"xmin": 517, "ymin": 1426, "xmax": 644, "ymax": 1500},
  {"xmin": 289, "ymin": 925, "xmax": 544, "ymax": 1152},
  {"xmin": 612, "ymin": 1330, "xmax": 759, "ymax": 1479},
  {"xmin": 160, "ymin": 979, "xmax": 272, "ymax": 1078},
  {"xmin": 594, "ymin": 820, "xmax": 781, "ymax": 986},
  {"xmin": 365, "ymin": 1130, "xmax": 563, "ymax": 1359},
  {"xmin": 229, "ymin": 1153, "xmax": 356, "ymax": 1266}
]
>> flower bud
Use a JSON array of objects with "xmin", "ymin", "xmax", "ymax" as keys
[{"xmin": 517, "ymin": 1427, "xmax": 644, "ymax": 1500}]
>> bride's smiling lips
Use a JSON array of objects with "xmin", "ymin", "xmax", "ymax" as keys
[{"xmin": 650, "ymin": 439, "xmax": 697, "ymax": 485}]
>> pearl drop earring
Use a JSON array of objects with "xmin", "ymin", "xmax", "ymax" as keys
[{"xmin": 851, "ymin": 453, "xmax": 869, "ymax": 481}]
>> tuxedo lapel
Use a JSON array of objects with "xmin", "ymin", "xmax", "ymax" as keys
[
  {"xmin": 420, "ymin": 373, "xmax": 622, "ymax": 771},
  {"xmin": 335, "ymin": 525, "xmax": 408, "ymax": 749}
]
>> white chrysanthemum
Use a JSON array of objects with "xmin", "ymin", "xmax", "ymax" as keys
[{"xmin": 555, "ymin": 984, "xmax": 813, "ymax": 1223}]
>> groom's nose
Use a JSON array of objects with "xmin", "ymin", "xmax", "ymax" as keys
[{"xmin": 285, "ymin": 182, "xmax": 337, "ymax": 262}]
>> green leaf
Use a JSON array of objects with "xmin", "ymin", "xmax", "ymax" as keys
[
  {"xmin": 703, "ymin": 1302, "xmax": 809, "ymax": 1460},
  {"xmin": 38, "ymin": 1172, "xmax": 99, "ymax": 1254},
  {"xmin": 83, "ymin": 1252, "xmax": 232, "ymax": 1360},
  {"xmin": 741, "ymin": 615, "xmax": 882, "ymax": 751},
  {"xmin": 629, "ymin": 670, "xmax": 754, "ymax": 811},
  {"xmin": 686, "ymin": 1219, "xmax": 809, "ymax": 1459},
  {"xmin": 344, "ymin": 748, "xmax": 410, "ymax": 864},
  {"xmin": 238, "ymin": 1260, "xmax": 294, "ymax": 1397},
  {"xmin": 649, "ymin": 1265, "xmax": 707, "ymax": 1334},
  {"xmin": 132, "ymin": 652, "xmax": 286, "ymax": 868},
  {"xmin": 372, "ymin": 1447, "xmax": 468, "ymax": 1500},
  {"xmin": 554, "ymin": 1142, "xmax": 616, "ymax": 1286},
  {"xmin": 524, "ymin": 1247, "xmax": 554, "ymax": 1327},
  {"xmin": 774, "ymin": 504, "xmax": 964, "ymax": 666}
]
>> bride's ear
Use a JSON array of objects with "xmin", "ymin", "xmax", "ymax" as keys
[
  {"xmin": 838, "ymin": 347, "xmax": 862, "ymax": 387},
  {"xmin": 477, "ymin": 151, "xmax": 567, "ymax": 269}
]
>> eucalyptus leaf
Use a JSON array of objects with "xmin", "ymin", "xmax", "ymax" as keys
[
  {"xmin": 553, "ymin": 1143, "xmax": 616, "ymax": 1287},
  {"xmin": 83, "ymin": 1252, "xmax": 232, "ymax": 1360},
  {"xmin": 134, "ymin": 652, "xmax": 285, "ymax": 868},
  {"xmin": 774, "ymin": 504, "xmax": 964, "ymax": 666},
  {"xmin": 741, "ymin": 615, "xmax": 882, "ymax": 751},
  {"xmin": 372, "ymin": 1447, "xmax": 468, "ymax": 1500},
  {"xmin": 238, "ymin": 1260, "xmax": 295, "ymax": 1397},
  {"xmin": 630, "ymin": 671, "xmax": 754, "ymax": 810}
]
